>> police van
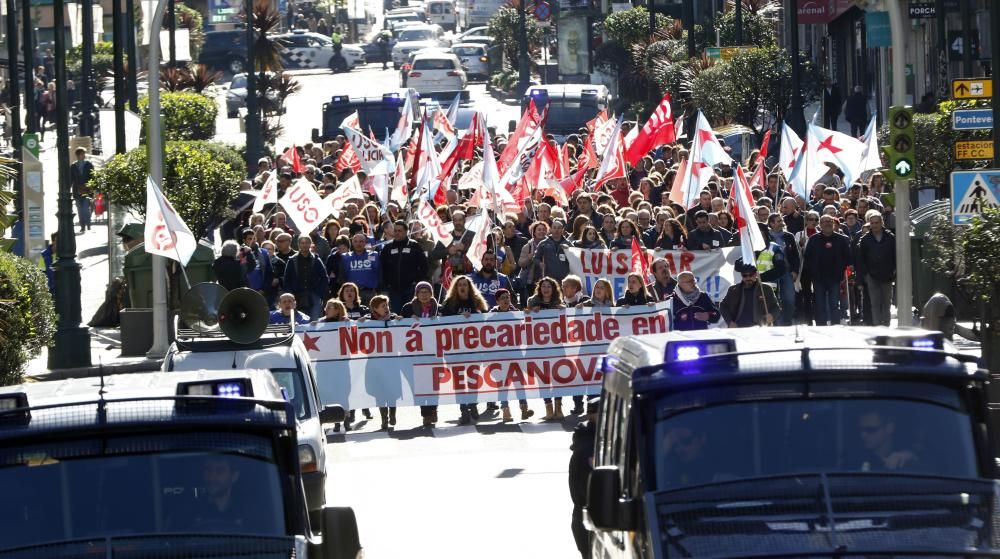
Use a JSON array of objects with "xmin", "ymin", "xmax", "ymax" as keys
[
  {"xmin": 312, "ymin": 88, "xmax": 418, "ymax": 143},
  {"xmin": 586, "ymin": 326, "xmax": 999, "ymax": 558},
  {"xmin": 164, "ymin": 285, "xmax": 340, "ymax": 530},
  {"xmin": 0, "ymin": 369, "xmax": 360, "ymax": 559},
  {"xmin": 520, "ymin": 84, "xmax": 611, "ymax": 141}
]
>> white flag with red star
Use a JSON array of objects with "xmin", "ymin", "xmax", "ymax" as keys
[
  {"xmin": 731, "ymin": 165, "xmax": 766, "ymax": 266},
  {"xmin": 778, "ymin": 121, "xmax": 803, "ymax": 184},
  {"xmin": 678, "ymin": 111, "xmax": 732, "ymax": 208}
]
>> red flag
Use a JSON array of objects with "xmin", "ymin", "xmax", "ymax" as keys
[
  {"xmin": 625, "ymin": 92, "xmax": 675, "ymax": 166},
  {"xmin": 408, "ymin": 115, "xmax": 425, "ymax": 192},
  {"xmin": 559, "ymin": 165, "xmax": 588, "ymax": 196},
  {"xmin": 578, "ymin": 135, "xmax": 598, "ymax": 170},
  {"xmin": 438, "ymin": 112, "xmax": 482, "ymax": 183},
  {"xmin": 748, "ymin": 129, "xmax": 772, "ymax": 190},
  {"xmin": 336, "ymin": 141, "xmax": 361, "ymax": 174},
  {"xmin": 498, "ymin": 99, "xmax": 541, "ymax": 173},
  {"xmin": 282, "ymin": 145, "xmax": 304, "ymax": 173},
  {"xmin": 630, "ymin": 236, "xmax": 649, "ymax": 280},
  {"xmin": 593, "ymin": 119, "xmax": 627, "ymax": 191},
  {"xmin": 586, "ymin": 110, "xmax": 608, "ymax": 135}
]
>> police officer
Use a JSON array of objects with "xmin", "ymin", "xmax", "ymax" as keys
[
  {"xmin": 330, "ymin": 26, "xmax": 346, "ymax": 72},
  {"xmin": 568, "ymin": 397, "xmax": 599, "ymax": 558},
  {"xmin": 377, "ymin": 30, "xmax": 392, "ymax": 70}
]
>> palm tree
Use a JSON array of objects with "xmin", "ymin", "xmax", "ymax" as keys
[{"xmin": 0, "ymin": 157, "xmax": 21, "ymax": 252}]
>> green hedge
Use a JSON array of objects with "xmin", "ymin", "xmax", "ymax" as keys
[
  {"xmin": 88, "ymin": 141, "xmax": 243, "ymax": 238},
  {"xmin": 138, "ymin": 91, "xmax": 217, "ymax": 141},
  {"xmin": 0, "ymin": 252, "xmax": 56, "ymax": 385}
]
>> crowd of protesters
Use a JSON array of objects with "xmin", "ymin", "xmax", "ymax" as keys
[{"xmin": 216, "ymin": 118, "xmax": 898, "ymax": 430}]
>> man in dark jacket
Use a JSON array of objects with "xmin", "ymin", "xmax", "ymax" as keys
[
  {"xmin": 856, "ymin": 210, "xmax": 896, "ymax": 326},
  {"xmin": 429, "ymin": 209, "xmax": 476, "ymax": 275},
  {"xmin": 283, "ymin": 236, "xmax": 329, "ymax": 319},
  {"xmin": 213, "ymin": 241, "xmax": 247, "ymax": 291},
  {"xmin": 646, "ymin": 257, "xmax": 677, "ymax": 302},
  {"xmin": 70, "ymin": 147, "xmax": 95, "ymax": 232},
  {"xmin": 241, "ymin": 228, "xmax": 274, "ymax": 305},
  {"xmin": 823, "ymin": 82, "xmax": 842, "ymax": 131},
  {"xmin": 271, "ymin": 233, "xmax": 295, "ymax": 293},
  {"xmin": 568, "ymin": 397, "xmax": 598, "ymax": 558},
  {"xmin": 803, "ymin": 215, "xmax": 852, "ymax": 325},
  {"xmin": 721, "ymin": 262, "xmax": 778, "ymax": 327},
  {"xmin": 533, "ymin": 219, "xmax": 572, "ymax": 281},
  {"xmin": 843, "ymin": 85, "xmax": 869, "ymax": 137},
  {"xmin": 380, "ymin": 220, "xmax": 429, "ymax": 313},
  {"xmin": 685, "ymin": 211, "xmax": 726, "ymax": 251}
]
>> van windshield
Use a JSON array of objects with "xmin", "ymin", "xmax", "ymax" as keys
[
  {"xmin": 543, "ymin": 100, "xmax": 601, "ymax": 134},
  {"xmin": 652, "ymin": 381, "xmax": 978, "ymax": 491},
  {"xmin": 0, "ymin": 432, "xmax": 288, "ymax": 551},
  {"xmin": 327, "ymin": 103, "xmax": 402, "ymax": 139},
  {"xmin": 399, "ymin": 28, "xmax": 435, "ymax": 41},
  {"xmin": 270, "ymin": 368, "xmax": 309, "ymax": 420}
]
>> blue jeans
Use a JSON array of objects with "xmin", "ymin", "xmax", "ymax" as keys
[
  {"xmin": 775, "ymin": 275, "xmax": 796, "ymax": 326},
  {"xmin": 75, "ymin": 196, "xmax": 91, "ymax": 229},
  {"xmin": 813, "ymin": 281, "xmax": 841, "ymax": 326}
]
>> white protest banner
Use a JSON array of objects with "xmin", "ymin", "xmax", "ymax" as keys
[
  {"xmin": 415, "ymin": 198, "xmax": 454, "ymax": 246},
  {"xmin": 144, "ymin": 177, "xmax": 197, "ymax": 265},
  {"xmin": 278, "ymin": 178, "xmax": 330, "ymax": 233},
  {"xmin": 326, "ymin": 174, "xmax": 365, "ymax": 213},
  {"xmin": 302, "ymin": 304, "xmax": 670, "ymax": 408},
  {"xmin": 566, "ymin": 247, "xmax": 738, "ymax": 301},
  {"xmin": 342, "ymin": 126, "xmax": 394, "ymax": 176}
]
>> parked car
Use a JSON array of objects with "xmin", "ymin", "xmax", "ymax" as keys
[
  {"xmin": 450, "ymin": 42, "xmax": 488, "ymax": 81},
  {"xmin": 406, "ymin": 52, "xmax": 466, "ymax": 95},
  {"xmin": 225, "ymin": 73, "xmax": 284, "ymax": 118},
  {"xmin": 275, "ymin": 30, "xmax": 366, "ymax": 72},
  {"xmin": 458, "ymin": 25, "xmax": 488, "ymax": 40},
  {"xmin": 199, "ymin": 29, "xmax": 249, "ymax": 75},
  {"xmin": 457, "ymin": 34, "xmax": 492, "ymax": 47}
]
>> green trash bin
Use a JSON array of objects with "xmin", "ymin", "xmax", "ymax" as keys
[
  {"xmin": 910, "ymin": 199, "xmax": 958, "ymax": 315},
  {"xmin": 170, "ymin": 241, "xmax": 217, "ymax": 311},
  {"xmin": 123, "ymin": 242, "xmax": 153, "ymax": 309}
]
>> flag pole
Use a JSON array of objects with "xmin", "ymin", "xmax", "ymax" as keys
[{"xmin": 146, "ymin": 0, "xmax": 170, "ymax": 359}]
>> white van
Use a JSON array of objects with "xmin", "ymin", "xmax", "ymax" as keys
[{"xmin": 425, "ymin": 0, "xmax": 457, "ymax": 31}]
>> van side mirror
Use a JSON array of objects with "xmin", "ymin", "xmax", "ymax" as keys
[
  {"xmin": 319, "ymin": 506, "xmax": 362, "ymax": 559},
  {"xmin": 320, "ymin": 405, "xmax": 346, "ymax": 424},
  {"xmin": 586, "ymin": 466, "xmax": 637, "ymax": 531}
]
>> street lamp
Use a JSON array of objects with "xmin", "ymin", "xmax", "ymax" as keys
[
  {"xmin": 146, "ymin": 0, "xmax": 171, "ymax": 358},
  {"xmin": 245, "ymin": 0, "xmax": 262, "ymax": 173},
  {"xmin": 21, "ymin": 0, "xmax": 35, "ymax": 134},
  {"xmin": 49, "ymin": 0, "xmax": 92, "ymax": 369},
  {"xmin": 785, "ymin": 0, "xmax": 805, "ymax": 135},
  {"xmin": 80, "ymin": 0, "xmax": 95, "ymax": 137}
]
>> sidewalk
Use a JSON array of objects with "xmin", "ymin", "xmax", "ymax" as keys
[{"xmin": 21, "ymin": 132, "xmax": 161, "ymax": 381}]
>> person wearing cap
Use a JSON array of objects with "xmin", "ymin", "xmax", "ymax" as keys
[
  {"xmin": 568, "ymin": 396, "xmax": 599, "ymax": 557},
  {"xmin": 720, "ymin": 261, "xmax": 778, "ymax": 327},
  {"xmin": 400, "ymin": 281, "xmax": 441, "ymax": 427},
  {"xmin": 117, "ymin": 223, "xmax": 144, "ymax": 251}
]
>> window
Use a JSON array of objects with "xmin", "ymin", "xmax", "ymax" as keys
[
  {"xmin": 399, "ymin": 28, "xmax": 435, "ymax": 41},
  {"xmin": 0, "ymin": 432, "xmax": 288, "ymax": 549},
  {"xmin": 652, "ymin": 382, "xmax": 979, "ymax": 490},
  {"xmin": 430, "ymin": 3, "xmax": 442, "ymax": 13},
  {"xmin": 270, "ymin": 368, "xmax": 310, "ymax": 420},
  {"xmin": 452, "ymin": 46, "xmax": 482, "ymax": 57},
  {"xmin": 412, "ymin": 58, "xmax": 456, "ymax": 70}
]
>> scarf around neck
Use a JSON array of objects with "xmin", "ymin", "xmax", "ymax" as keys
[{"xmin": 673, "ymin": 285, "xmax": 702, "ymax": 307}]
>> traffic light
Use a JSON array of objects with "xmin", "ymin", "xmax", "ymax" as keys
[{"xmin": 883, "ymin": 105, "xmax": 915, "ymax": 181}]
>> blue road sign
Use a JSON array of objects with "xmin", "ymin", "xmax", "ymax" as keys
[
  {"xmin": 951, "ymin": 170, "xmax": 1000, "ymax": 225},
  {"xmin": 952, "ymin": 108, "xmax": 994, "ymax": 130}
]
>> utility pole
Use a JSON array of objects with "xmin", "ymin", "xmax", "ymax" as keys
[
  {"xmin": 516, "ymin": 0, "xmax": 529, "ymax": 96},
  {"xmin": 49, "ymin": 0, "xmax": 92, "ymax": 369},
  {"xmin": 80, "ymin": 0, "xmax": 95, "ymax": 137},
  {"xmin": 648, "ymin": 0, "xmax": 655, "ymax": 35},
  {"xmin": 887, "ymin": 0, "xmax": 912, "ymax": 327},
  {"xmin": 684, "ymin": 0, "xmax": 695, "ymax": 58},
  {"xmin": 735, "ymin": 0, "xmax": 742, "ymax": 45},
  {"xmin": 992, "ymin": 0, "xmax": 1000, "ymax": 168},
  {"xmin": 786, "ymin": 0, "xmax": 804, "ymax": 135},
  {"xmin": 6, "ymin": 0, "xmax": 22, "ymax": 250},
  {"xmin": 147, "ymin": 0, "xmax": 170, "ymax": 359},
  {"xmin": 125, "ymin": 0, "xmax": 138, "ymax": 111},
  {"xmin": 113, "ymin": 0, "xmax": 126, "ymax": 153},
  {"xmin": 935, "ymin": 0, "xmax": 947, "ymax": 99},
  {"xmin": 21, "ymin": 0, "xmax": 34, "ymax": 133},
  {"xmin": 960, "ymin": 0, "xmax": 972, "ymax": 77},
  {"xmin": 245, "ymin": 0, "xmax": 261, "ymax": 172},
  {"xmin": 168, "ymin": 0, "xmax": 177, "ymax": 67}
]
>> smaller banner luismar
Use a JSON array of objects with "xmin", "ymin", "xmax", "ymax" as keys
[
  {"xmin": 566, "ymin": 247, "xmax": 738, "ymax": 301},
  {"xmin": 305, "ymin": 304, "xmax": 670, "ymax": 408}
]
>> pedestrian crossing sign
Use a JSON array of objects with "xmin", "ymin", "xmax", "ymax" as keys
[{"xmin": 950, "ymin": 170, "xmax": 1000, "ymax": 225}]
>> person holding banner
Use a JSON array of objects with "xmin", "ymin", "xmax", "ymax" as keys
[
  {"xmin": 399, "ymin": 281, "xmax": 441, "ymax": 428},
  {"xmin": 486, "ymin": 289, "xmax": 536, "ymax": 423},
  {"xmin": 337, "ymin": 283, "xmax": 369, "ymax": 320},
  {"xmin": 361, "ymin": 295, "xmax": 400, "ymax": 430},
  {"xmin": 526, "ymin": 277, "xmax": 567, "ymax": 421},
  {"xmin": 616, "ymin": 273, "xmax": 654, "ymax": 307},
  {"xmin": 574, "ymin": 226, "xmax": 606, "ymax": 250},
  {"xmin": 316, "ymin": 299, "xmax": 354, "ymax": 432},
  {"xmin": 672, "ymin": 272, "xmax": 721, "ymax": 331},
  {"xmin": 440, "ymin": 277, "xmax": 490, "ymax": 425},
  {"xmin": 647, "ymin": 258, "xmax": 678, "ymax": 303},
  {"xmin": 582, "ymin": 279, "xmax": 616, "ymax": 309}
]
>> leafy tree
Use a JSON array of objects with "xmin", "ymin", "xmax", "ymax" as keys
[
  {"xmin": 686, "ymin": 61, "xmax": 735, "ymax": 124},
  {"xmin": 488, "ymin": 7, "xmax": 542, "ymax": 70},
  {"xmin": 603, "ymin": 7, "xmax": 671, "ymax": 49},
  {"xmin": 713, "ymin": 8, "xmax": 776, "ymax": 48},
  {"xmin": 88, "ymin": 142, "xmax": 243, "ymax": 238},
  {"xmin": 67, "ymin": 41, "xmax": 123, "ymax": 82},
  {"xmin": 138, "ymin": 91, "xmax": 218, "ymax": 141},
  {"xmin": 0, "ymin": 251, "xmax": 56, "ymax": 385}
]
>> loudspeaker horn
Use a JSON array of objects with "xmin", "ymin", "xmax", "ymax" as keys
[
  {"xmin": 218, "ymin": 287, "xmax": 270, "ymax": 344},
  {"xmin": 179, "ymin": 282, "xmax": 230, "ymax": 333}
]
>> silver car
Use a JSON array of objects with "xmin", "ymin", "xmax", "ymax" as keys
[{"xmin": 450, "ymin": 42, "xmax": 489, "ymax": 81}]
